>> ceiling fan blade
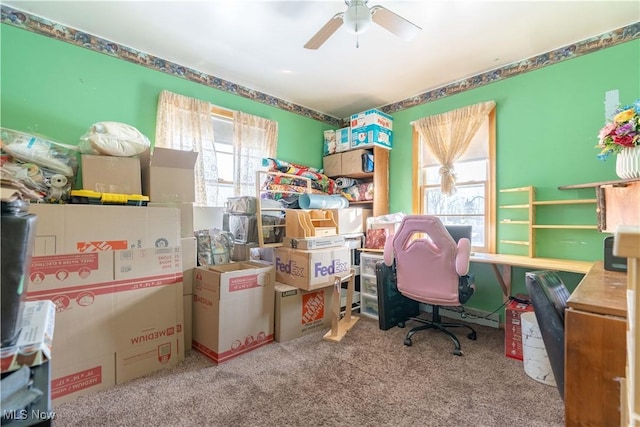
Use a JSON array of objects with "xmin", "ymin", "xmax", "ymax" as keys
[
  {"xmin": 370, "ymin": 5, "xmax": 421, "ymax": 41},
  {"xmin": 304, "ymin": 12, "xmax": 344, "ymax": 50}
]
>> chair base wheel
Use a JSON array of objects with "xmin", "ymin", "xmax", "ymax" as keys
[
  {"xmin": 404, "ymin": 338, "xmax": 412, "ymax": 346},
  {"xmin": 453, "ymin": 349, "xmax": 463, "ymax": 356},
  {"xmin": 398, "ymin": 321, "xmax": 405, "ymax": 328},
  {"xmin": 467, "ymin": 331, "xmax": 477, "ymax": 340}
]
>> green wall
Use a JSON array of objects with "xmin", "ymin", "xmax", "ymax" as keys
[
  {"xmin": 0, "ymin": 24, "xmax": 333, "ymax": 170},
  {"xmin": 388, "ymin": 40, "xmax": 640, "ymax": 311},
  {"xmin": 2, "ymin": 22, "xmax": 638, "ymax": 315}
]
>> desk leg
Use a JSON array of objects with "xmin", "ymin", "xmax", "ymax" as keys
[{"xmin": 490, "ymin": 264, "xmax": 511, "ymax": 300}]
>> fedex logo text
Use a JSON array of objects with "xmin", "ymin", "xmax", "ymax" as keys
[
  {"xmin": 275, "ymin": 258, "xmax": 305, "ymax": 278},
  {"xmin": 314, "ymin": 260, "xmax": 348, "ymax": 277}
]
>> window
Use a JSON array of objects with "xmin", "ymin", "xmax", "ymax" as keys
[
  {"xmin": 155, "ymin": 91, "xmax": 277, "ymax": 207},
  {"xmin": 413, "ymin": 105, "xmax": 496, "ymax": 253},
  {"xmin": 200, "ymin": 109, "xmax": 235, "ymax": 206}
]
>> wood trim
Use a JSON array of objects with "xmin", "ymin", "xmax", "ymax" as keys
[
  {"xmin": 211, "ymin": 105, "xmax": 233, "ymax": 119},
  {"xmin": 487, "ymin": 107, "xmax": 497, "ymax": 254},
  {"xmin": 412, "ymin": 127, "xmax": 420, "ymax": 214}
]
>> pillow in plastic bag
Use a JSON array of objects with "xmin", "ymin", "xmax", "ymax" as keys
[{"xmin": 79, "ymin": 122, "xmax": 150, "ymax": 157}]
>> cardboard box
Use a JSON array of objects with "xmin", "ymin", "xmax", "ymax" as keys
[
  {"xmin": 192, "ymin": 262, "xmax": 275, "ymax": 364},
  {"xmin": 81, "ymin": 154, "xmax": 142, "ymax": 194},
  {"xmin": 184, "ymin": 294, "xmax": 193, "ymax": 351},
  {"xmin": 335, "ymin": 127, "xmax": 351, "ymax": 152},
  {"xmin": 323, "ymin": 129, "xmax": 336, "ymax": 155},
  {"xmin": 28, "ymin": 251, "xmax": 114, "ymax": 290},
  {"xmin": 282, "ymin": 235, "xmax": 346, "ymax": 250},
  {"xmin": 322, "ymin": 153, "xmax": 341, "ymax": 177},
  {"xmin": 114, "ymin": 282, "xmax": 183, "ymax": 383},
  {"xmin": 505, "ymin": 295, "xmax": 533, "ymax": 361},
  {"xmin": 351, "ymin": 125, "xmax": 393, "ymax": 150},
  {"xmin": 274, "ymin": 246, "xmax": 351, "ymax": 291},
  {"xmin": 327, "ymin": 208, "xmax": 371, "ymax": 235},
  {"xmin": 181, "ymin": 237, "xmax": 197, "ymax": 294},
  {"xmin": 27, "ymin": 247, "xmax": 183, "ymax": 404},
  {"xmin": 341, "ymin": 149, "xmax": 370, "ymax": 176},
  {"xmin": 28, "ymin": 204, "xmax": 181, "ymax": 256},
  {"xmin": 274, "ymin": 283, "xmax": 334, "ymax": 342},
  {"xmin": 350, "ymin": 109, "xmax": 393, "ymax": 150},
  {"xmin": 149, "ymin": 202, "xmax": 194, "ymax": 238},
  {"xmin": 141, "ymin": 147, "xmax": 198, "ymax": 203},
  {"xmin": 50, "ymin": 355, "xmax": 116, "ymax": 405}
]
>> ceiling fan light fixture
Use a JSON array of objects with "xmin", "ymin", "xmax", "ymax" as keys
[{"xmin": 343, "ymin": 2, "xmax": 372, "ymax": 35}]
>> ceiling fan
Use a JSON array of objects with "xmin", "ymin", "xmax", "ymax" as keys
[{"xmin": 304, "ymin": 0, "xmax": 421, "ymax": 49}]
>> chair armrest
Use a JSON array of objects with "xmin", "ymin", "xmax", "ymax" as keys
[
  {"xmin": 455, "ymin": 237, "xmax": 471, "ymax": 276},
  {"xmin": 383, "ymin": 233, "xmax": 395, "ymax": 266}
]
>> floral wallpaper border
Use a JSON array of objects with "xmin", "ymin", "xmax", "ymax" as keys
[{"xmin": 2, "ymin": 5, "xmax": 639, "ymax": 126}]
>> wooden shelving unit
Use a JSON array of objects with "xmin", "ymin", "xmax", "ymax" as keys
[
  {"xmin": 499, "ymin": 185, "xmax": 597, "ymax": 258},
  {"xmin": 255, "ymin": 170, "xmax": 313, "ymax": 248}
]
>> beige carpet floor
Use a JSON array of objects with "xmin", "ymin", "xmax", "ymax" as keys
[{"xmin": 52, "ymin": 316, "xmax": 564, "ymax": 426}]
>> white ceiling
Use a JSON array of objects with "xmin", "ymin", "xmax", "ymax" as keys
[{"xmin": 4, "ymin": 1, "xmax": 639, "ymax": 120}]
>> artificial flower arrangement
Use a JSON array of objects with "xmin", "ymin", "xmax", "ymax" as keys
[{"xmin": 596, "ymin": 99, "xmax": 640, "ymax": 160}]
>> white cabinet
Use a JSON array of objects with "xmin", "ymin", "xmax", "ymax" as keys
[{"xmin": 359, "ymin": 252, "xmax": 383, "ymax": 320}]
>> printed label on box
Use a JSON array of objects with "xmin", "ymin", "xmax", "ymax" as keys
[{"xmin": 51, "ymin": 366, "xmax": 103, "ymax": 400}]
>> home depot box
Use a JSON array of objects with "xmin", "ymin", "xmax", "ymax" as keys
[
  {"xmin": 26, "ymin": 247, "xmax": 183, "ymax": 404},
  {"xmin": 81, "ymin": 154, "xmax": 142, "ymax": 194},
  {"xmin": 350, "ymin": 109, "xmax": 393, "ymax": 150},
  {"xmin": 141, "ymin": 147, "xmax": 198, "ymax": 203},
  {"xmin": 505, "ymin": 295, "xmax": 533, "ymax": 361},
  {"xmin": 28, "ymin": 204, "xmax": 180, "ymax": 256},
  {"xmin": 327, "ymin": 207, "xmax": 372, "ymax": 235},
  {"xmin": 274, "ymin": 283, "xmax": 334, "ymax": 343},
  {"xmin": 274, "ymin": 246, "xmax": 351, "ymax": 291},
  {"xmin": 192, "ymin": 262, "xmax": 275, "ymax": 364}
]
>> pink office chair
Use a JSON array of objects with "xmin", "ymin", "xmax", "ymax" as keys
[{"xmin": 383, "ymin": 215, "xmax": 477, "ymax": 356}]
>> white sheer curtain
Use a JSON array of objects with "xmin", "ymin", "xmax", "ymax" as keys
[
  {"xmin": 155, "ymin": 90, "xmax": 218, "ymax": 205},
  {"xmin": 232, "ymin": 111, "xmax": 278, "ymax": 197},
  {"xmin": 413, "ymin": 101, "xmax": 495, "ymax": 195}
]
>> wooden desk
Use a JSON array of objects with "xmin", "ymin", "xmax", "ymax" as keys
[
  {"xmin": 470, "ymin": 253, "xmax": 594, "ymax": 298},
  {"xmin": 565, "ymin": 261, "xmax": 627, "ymax": 427}
]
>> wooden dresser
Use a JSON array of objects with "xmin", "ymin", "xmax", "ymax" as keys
[{"xmin": 565, "ymin": 261, "xmax": 627, "ymax": 426}]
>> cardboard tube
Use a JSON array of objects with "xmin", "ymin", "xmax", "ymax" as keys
[{"xmin": 299, "ymin": 194, "xmax": 348, "ymax": 209}]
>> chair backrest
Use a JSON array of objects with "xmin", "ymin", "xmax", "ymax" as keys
[
  {"xmin": 525, "ymin": 270, "xmax": 570, "ymax": 401},
  {"xmin": 383, "ymin": 215, "xmax": 471, "ymax": 306}
]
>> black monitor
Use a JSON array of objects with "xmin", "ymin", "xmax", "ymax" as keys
[{"xmin": 445, "ymin": 225, "xmax": 472, "ymax": 244}]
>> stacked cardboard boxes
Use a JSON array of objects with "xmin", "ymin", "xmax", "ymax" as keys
[
  {"xmin": 273, "ymin": 215, "xmax": 352, "ymax": 342},
  {"xmin": 27, "ymin": 204, "xmax": 183, "ymax": 404}
]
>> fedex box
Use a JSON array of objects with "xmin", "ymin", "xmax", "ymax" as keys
[
  {"xmin": 350, "ymin": 109, "xmax": 393, "ymax": 150},
  {"xmin": 274, "ymin": 246, "xmax": 351, "ymax": 291},
  {"xmin": 274, "ymin": 283, "xmax": 334, "ymax": 343},
  {"xmin": 192, "ymin": 262, "xmax": 275, "ymax": 364},
  {"xmin": 505, "ymin": 295, "xmax": 533, "ymax": 361}
]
